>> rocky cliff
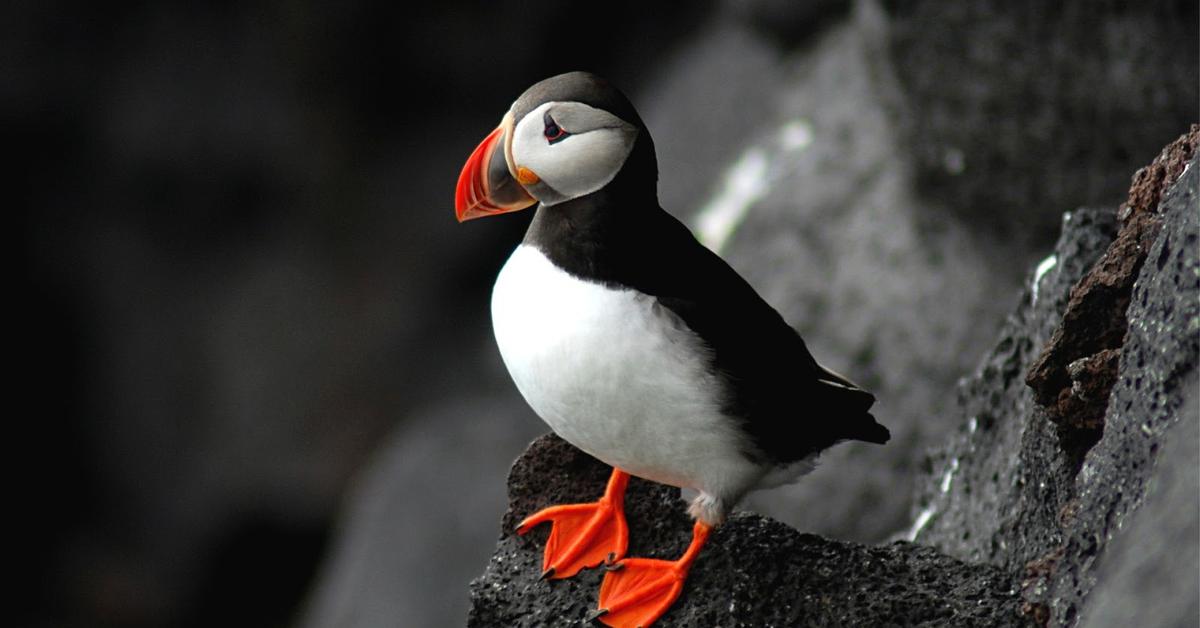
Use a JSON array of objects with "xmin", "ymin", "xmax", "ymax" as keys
[{"xmin": 910, "ymin": 128, "xmax": 1199, "ymax": 627}]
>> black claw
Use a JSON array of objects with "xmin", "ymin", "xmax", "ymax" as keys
[
  {"xmin": 603, "ymin": 559, "xmax": 625, "ymax": 572},
  {"xmin": 586, "ymin": 608, "xmax": 610, "ymax": 623},
  {"xmin": 539, "ymin": 567, "xmax": 556, "ymax": 580}
]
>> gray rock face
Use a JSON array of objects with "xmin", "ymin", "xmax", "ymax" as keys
[
  {"xmin": 469, "ymin": 435, "xmax": 1033, "ymax": 628},
  {"xmin": 1079, "ymin": 385, "xmax": 1200, "ymax": 628},
  {"xmin": 1048, "ymin": 153, "xmax": 1199, "ymax": 626},
  {"xmin": 906, "ymin": 206, "xmax": 1120, "ymax": 571},
  {"xmin": 911, "ymin": 152, "xmax": 1199, "ymax": 626}
]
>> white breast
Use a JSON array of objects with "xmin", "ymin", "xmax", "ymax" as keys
[{"xmin": 490, "ymin": 245, "xmax": 763, "ymax": 499}]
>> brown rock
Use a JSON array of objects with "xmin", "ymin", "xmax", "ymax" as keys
[
  {"xmin": 1026, "ymin": 125, "xmax": 1199, "ymax": 439},
  {"xmin": 1122, "ymin": 123, "xmax": 1200, "ymax": 225}
]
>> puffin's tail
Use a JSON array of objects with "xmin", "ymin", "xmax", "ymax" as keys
[
  {"xmin": 814, "ymin": 367, "xmax": 890, "ymax": 445},
  {"xmin": 849, "ymin": 411, "xmax": 890, "ymax": 444},
  {"xmin": 834, "ymin": 387, "xmax": 889, "ymax": 444}
]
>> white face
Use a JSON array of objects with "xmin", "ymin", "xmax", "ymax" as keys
[{"xmin": 509, "ymin": 101, "xmax": 638, "ymax": 206}]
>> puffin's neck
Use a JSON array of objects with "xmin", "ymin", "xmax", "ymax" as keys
[
  {"xmin": 521, "ymin": 133, "xmax": 661, "ymax": 283},
  {"xmin": 523, "ymin": 182, "xmax": 657, "ymax": 285}
]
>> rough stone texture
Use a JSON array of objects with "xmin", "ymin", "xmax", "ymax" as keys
[
  {"xmin": 1027, "ymin": 126, "xmax": 1199, "ymax": 442},
  {"xmin": 897, "ymin": 198, "xmax": 1117, "ymax": 569},
  {"xmin": 911, "ymin": 151, "xmax": 1199, "ymax": 628},
  {"xmin": 469, "ymin": 434, "xmax": 1033, "ymax": 628},
  {"xmin": 1078, "ymin": 384, "xmax": 1200, "ymax": 628},
  {"xmin": 1122, "ymin": 124, "xmax": 1200, "ymax": 227},
  {"xmin": 1043, "ymin": 153, "xmax": 1200, "ymax": 627}
]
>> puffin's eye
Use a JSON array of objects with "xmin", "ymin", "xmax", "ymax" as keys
[{"xmin": 543, "ymin": 112, "xmax": 569, "ymax": 144}]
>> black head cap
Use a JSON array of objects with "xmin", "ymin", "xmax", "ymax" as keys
[
  {"xmin": 512, "ymin": 72, "xmax": 644, "ymax": 129},
  {"xmin": 512, "ymin": 72, "xmax": 657, "ymax": 195}
]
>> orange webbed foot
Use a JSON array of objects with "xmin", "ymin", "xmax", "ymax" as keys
[
  {"xmin": 592, "ymin": 521, "xmax": 711, "ymax": 628},
  {"xmin": 517, "ymin": 468, "xmax": 630, "ymax": 579}
]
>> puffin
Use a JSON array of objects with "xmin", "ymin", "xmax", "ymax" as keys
[{"xmin": 454, "ymin": 71, "xmax": 889, "ymax": 628}]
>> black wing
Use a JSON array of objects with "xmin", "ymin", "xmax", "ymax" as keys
[
  {"xmin": 526, "ymin": 201, "xmax": 888, "ymax": 464},
  {"xmin": 635, "ymin": 210, "xmax": 888, "ymax": 462}
]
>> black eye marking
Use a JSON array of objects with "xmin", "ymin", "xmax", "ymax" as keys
[{"xmin": 543, "ymin": 111, "xmax": 569, "ymax": 144}]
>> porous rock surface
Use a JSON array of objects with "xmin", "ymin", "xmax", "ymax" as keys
[
  {"xmin": 469, "ymin": 435, "xmax": 1031, "ymax": 628},
  {"xmin": 1026, "ymin": 126, "xmax": 1199, "ymax": 443},
  {"xmin": 1079, "ymin": 385, "xmax": 1199, "ymax": 628},
  {"xmin": 911, "ymin": 145, "xmax": 1199, "ymax": 627}
]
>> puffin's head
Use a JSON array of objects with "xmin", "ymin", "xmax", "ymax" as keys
[{"xmin": 454, "ymin": 71, "xmax": 650, "ymax": 222}]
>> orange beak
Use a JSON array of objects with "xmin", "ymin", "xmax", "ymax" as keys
[{"xmin": 455, "ymin": 113, "xmax": 537, "ymax": 222}]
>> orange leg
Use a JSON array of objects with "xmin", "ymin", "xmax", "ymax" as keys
[
  {"xmin": 516, "ymin": 468, "xmax": 630, "ymax": 579},
  {"xmin": 591, "ymin": 520, "xmax": 711, "ymax": 628}
]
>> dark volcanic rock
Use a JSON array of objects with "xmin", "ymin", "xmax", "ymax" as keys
[
  {"xmin": 1043, "ymin": 150, "xmax": 1200, "ymax": 627},
  {"xmin": 1079, "ymin": 384, "xmax": 1200, "ymax": 628},
  {"xmin": 1027, "ymin": 126, "xmax": 1200, "ymax": 440},
  {"xmin": 470, "ymin": 434, "xmax": 1033, "ymax": 627},
  {"xmin": 911, "ymin": 148, "xmax": 1200, "ymax": 627},
  {"xmin": 907, "ymin": 206, "xmax": 1120, "ymax": 567}
]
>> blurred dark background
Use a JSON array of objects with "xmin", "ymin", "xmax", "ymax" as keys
[{"xmin": 12, "ymin": 1, "xmax": 1196, "ymax": 627}]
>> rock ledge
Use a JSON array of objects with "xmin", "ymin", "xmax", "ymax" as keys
[{"xmin": 468, "ymin": 435, "xmax": 1032, "ymax": 627}]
